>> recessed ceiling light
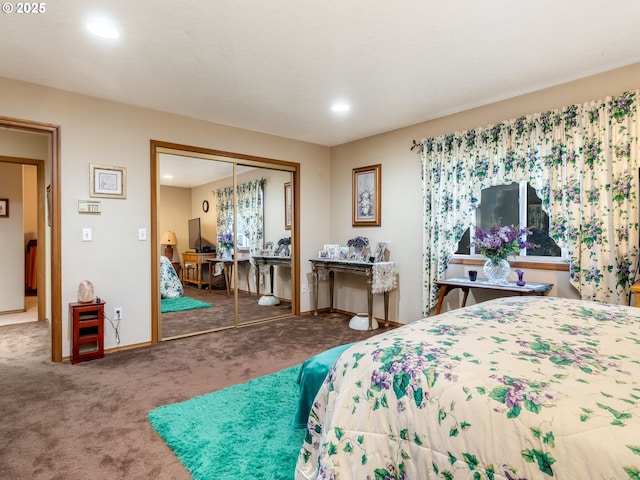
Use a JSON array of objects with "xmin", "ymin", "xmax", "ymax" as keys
[
  {"xmin": 163, "ymin": 174, "xmax": 174, "ymax": 180},
  {"xmin": 87, "ymin": 20, "xmax": 119, "ymax": 39},
  {"xmin": 332, "ymin": 103, "xmax": 351, "ymax": 113}
]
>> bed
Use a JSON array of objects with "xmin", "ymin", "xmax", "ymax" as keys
[
  {"xmin": 295, "ymin": 296, "xmax": 640, "ymax": 480},
  {"xmin": 160, "ymin": 255, "xmax": 183, "ymax": 299}
]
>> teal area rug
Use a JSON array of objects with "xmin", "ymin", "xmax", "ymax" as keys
[
  {"xmin": 160, "ymin": 296, "xmax": 211, "ymax": 313},
  {"xmin": 148, "ymin": 365, "xmax": 305, "ymax": 480}
]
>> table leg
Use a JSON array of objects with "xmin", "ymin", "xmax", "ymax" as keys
[
  {"xmin": 224, "ymin": 265, "xmax": 230, "ymax": 297},
  {"xmin": 367, "ymin": 284, "xmax": 373, "ymax": 330},
  {"xmin": 245, "ymin": 263, "xmax": 251, "ymax": 295},
  {"xmin": 436, "ymin": 285, "xmax": 460, "ymax": 315},
  {"xmin": 383, "ymin": 291, "xmax": 389, "ymax": 327},
  {"xmin": 461, "ymin": 287, "xmax": 470, "ymax": 307},
  {"xmin": 329, "ymin": 270, "xmax": 335, "ymax": 313},
  {"xmin": 269, "ymin": 265, "xmax": 275, "ymax": 295},
  {"xmin": 255, "ymin": 264, "xmax": 261, "ymax": 296},
  {"xmin": 312, "ymin": 267, "xmax": 319, "ymax": 316}
]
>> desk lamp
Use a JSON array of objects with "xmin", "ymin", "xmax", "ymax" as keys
[{"xmin": 161, "ymin": 231, "xmax": 178, "ymax": 260}]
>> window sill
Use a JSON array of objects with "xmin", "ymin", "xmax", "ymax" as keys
[{"xmin": 449, "ymin": 257, "xmax": 569, "ymax": 272}]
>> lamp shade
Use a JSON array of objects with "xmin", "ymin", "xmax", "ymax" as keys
[{"xmin": 161, "ymin": 231, "xmax": 178, "ymax": 245}]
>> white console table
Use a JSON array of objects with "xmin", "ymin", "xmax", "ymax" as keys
[{"xmin": 309, "ymin": 259, "xmax": 397, "ymax": 330}]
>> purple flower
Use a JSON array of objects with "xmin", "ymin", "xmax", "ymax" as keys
[{"xmin": 473, "ymin": 224, "xmax": 533, "ymax": 263}]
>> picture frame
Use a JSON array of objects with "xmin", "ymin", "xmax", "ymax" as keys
[
  {"xmin": 318, "ymin": 250, "xmax": 329, "ymax": 259},
  {"xmin": 323, "ymin": 244, "xmax": 340, "ymax": 259},
  {"xmin": 0, "ymin": 198, "xmax": 8, "ymax": 217},
  {"xmin": 284, "ymin": 182, "xmax": 292, "ymax": 230},
  {"xmin": 90, "ymin": 164, "xmax": 126, "ymax": 199},
  {"xmin": 352, "ymin": 164, "xmax": 381, "ymax": 226}
]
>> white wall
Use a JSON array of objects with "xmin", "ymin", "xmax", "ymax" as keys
[{"xmin": 0, "ymin": 163, "xmax": 24, "ymax": 312}]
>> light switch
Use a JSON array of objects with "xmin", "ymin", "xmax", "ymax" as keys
[
  {"xmin": 138, "ymin": 228, "xmax": 147, "ymax": 241},
  {"xmin": 82, "ymin": 228, "xmax": 92, "ymax": 242}
]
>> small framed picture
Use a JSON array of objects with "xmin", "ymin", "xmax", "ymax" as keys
[
  {"xmin": 339, "ymin": 246, "xmax": 349, "ymax": 260},
  {"xmin": 90, "ymin": 164, "xmax": 126, "ymax": 199},
  {"xmin": 0, "ymin": 198, "xmax": 8, "ymax": 217},
  {"xmin": 323, "ymin": 244, "xmax": 340, "ymax": 259},
  {"xmin": 353, "ymin": 164, "xmax": 381, "ymax": 226},
  {"xmin": 284, "ymin": 182, "xmax": 292, "ymax": 230},
  {"xmin": 318, "ymin": 250, "xmax": 329, "ymax": 259}
]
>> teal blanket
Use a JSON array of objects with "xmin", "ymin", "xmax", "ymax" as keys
[{"xmin": 292, "ymin": 342, "xmax": 356, "ymax": 428}]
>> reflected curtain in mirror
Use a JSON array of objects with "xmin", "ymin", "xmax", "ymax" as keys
[{"xmin": 215, "ymin": 178, "xmax": 265, "ymax": 253}]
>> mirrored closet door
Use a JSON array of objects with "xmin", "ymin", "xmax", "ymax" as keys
[{"xmin": 151, "ymin": 142, "xmax": 298, "ymax": 341}]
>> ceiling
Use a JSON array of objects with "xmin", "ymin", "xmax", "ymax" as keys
[{"xmin": 3, "ymin": 1, "xmax": 640, "ymax": 147}]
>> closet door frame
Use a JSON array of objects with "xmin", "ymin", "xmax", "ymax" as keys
[{"xmin": 150, "ymin": 140, "xmax": 300, "ymax": 343}]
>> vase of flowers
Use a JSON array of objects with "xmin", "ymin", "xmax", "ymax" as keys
[
  {"xmin": 473, "ymin": 224, "xmax": 532, "ymax": 284},
  {"xmin": 275, "ymin": 236, "xmax": 291, "ymax": 257},
  {"xmin": 217, "ymin": 232, "xmax": 234, "ymax": 259},
  {"xmin": 347, "ymin": 235, "xmax": 369, "ymax": 261}
]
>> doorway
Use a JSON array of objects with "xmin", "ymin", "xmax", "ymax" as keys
[
  {"xmin": 150, "ymin": 140, "xmax": 300, "ymax": 342},
  {"xmin": 0, "ymin": 116, "xmax": 60, "ymax": 362}
]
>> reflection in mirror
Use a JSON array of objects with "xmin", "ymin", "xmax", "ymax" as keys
[
  {"xmin": 233, "ymin": 167, "xmax": 293, "ymax": 324},
  {"xmin": 159, "ymin": 154, "xmax": 237, "ymax": 339},
  {"xmin": 158, "ymin": 153, "xmax": 294, "ymax": 339}
]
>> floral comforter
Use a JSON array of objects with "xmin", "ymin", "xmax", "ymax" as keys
[
  {"xmin": 160, "ymin": 255, "xmax": 183, "ymax": 299},
  {"xmin": 295, "ymin": 296, "xmax": 640, "ymax": 480}
]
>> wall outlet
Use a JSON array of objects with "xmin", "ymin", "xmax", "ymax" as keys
[{"xmin": 114, "ymin": 307, "xmax": 122, "ymax": 321}]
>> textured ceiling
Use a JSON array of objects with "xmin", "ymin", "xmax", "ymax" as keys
[{"xmin": 2, "ymin": 1, "xmax": 640, "ymax": 146}]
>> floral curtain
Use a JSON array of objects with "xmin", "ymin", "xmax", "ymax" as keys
[
  {"xmin": 420, "ymin": 90, "xmax": 640, "ymax": 314},
  {"xmin": 215, "ymin": 178, "xmax": 265, "ymax": 254}
]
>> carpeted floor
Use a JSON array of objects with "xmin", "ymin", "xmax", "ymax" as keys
[
  {"xmin": 148, "ymin": 365, "xmax": 304, "ymax": 480},
  {"xmin": 0, "ymin": 309, "xmax": 394, "ymax": 479},
  {"xmin": 161, "ymin": 285, "xmax": 293, "ymax": 338}
]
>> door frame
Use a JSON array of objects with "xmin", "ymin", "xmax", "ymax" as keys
[
  {"xmin": 0, "ymin": 116, "xmax": 62, "ymax": 362},
  {"xmin": 150, "ymin": 140, "xmax": 300, "ymax": 343}
]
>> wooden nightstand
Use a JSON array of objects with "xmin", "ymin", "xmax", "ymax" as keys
[{"xmin": 631, "ymin": 280, "xmax": 640, "ymax": 307}]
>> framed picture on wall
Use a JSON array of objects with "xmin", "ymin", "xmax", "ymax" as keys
[
  {"xmin": 0, "ymin": 198, "xmax": 8, "ymax": 217},
  {"xmin": 90, "ymin": 164, "xmax": 127, "ymax": 199},
  {"xmin": 352, "ymin": 164, "xmax": 381, "ymax": 226},
  {"xmin": 284, "ymin": 182, "xmax": 292, "ymax": 230}
]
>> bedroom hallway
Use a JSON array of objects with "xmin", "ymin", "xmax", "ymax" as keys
[{"xmin": 0, "ymin": 295, "xmax": 38, "ymax": 326}]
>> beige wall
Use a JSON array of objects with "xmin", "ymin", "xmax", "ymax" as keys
[
  {"xmin": 159, "ymin": 185, "xmax": 192, "ymax": 262},
  {"xmin": 0, "ymin": 75, "xmax": 329, "ymax": 358},
  {"xmin": 330, "ymin": 62, "xmax": 640, "ymax": 320},
  {"xmin": 0, "ymin": 163, "xmax": 24, "ymax": 312}
]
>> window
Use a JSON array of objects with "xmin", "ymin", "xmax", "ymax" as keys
[
  {"xmin": 235, "ymin": 214, "xmax": 250, "ymax": 249},
  {"xmin": 455, "ymin": 182, "xmax": 562, "ymax": 259}
]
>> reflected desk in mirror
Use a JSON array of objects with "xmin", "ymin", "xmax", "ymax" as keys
[
  {"xmin": 252, "ymin": 255, "xmax": 291, "ymax": 298},
  {"xmin": 207, "ymin": 258, "xmax": 252, "ymax": 297},
  {"xmin": 182, "ymin": 251, "xmax": 215, "ymax": 289}
]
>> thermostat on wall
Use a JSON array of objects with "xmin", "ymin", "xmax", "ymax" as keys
[{"xmin": 78, "ymin": 200, "xmax": 102, "ymax": 214}]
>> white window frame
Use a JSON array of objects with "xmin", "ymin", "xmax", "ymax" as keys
[{"xmin": 456, "ymin": 181, "xmax": 567, "ymax": 263}]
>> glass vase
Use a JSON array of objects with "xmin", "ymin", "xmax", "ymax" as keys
[{"xmin": 483, "ymin": 258, "xmax": 511, "ymax": 284}]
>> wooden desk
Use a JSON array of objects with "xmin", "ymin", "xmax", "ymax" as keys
[
  {"xmin": 252, "ymin": 255, "xmax": 291, "ymax": 297},
  {"xmin": 435, "ymin": 277, "xmax": 553, "ymax": 314},
  {"xmin": 631, "ymin": 280, "xmax": 640, "ymax": 307},
  {"xmin": 208, "ymin": 258, "xmax": 252, "ymax": 297},
  {"xmin": 309, "ymin": 259, "xmax": 396, "ymax": 330},
  {"xmin": 182, "ymin": 252, "xmax": 215, "ymax": 289}
]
